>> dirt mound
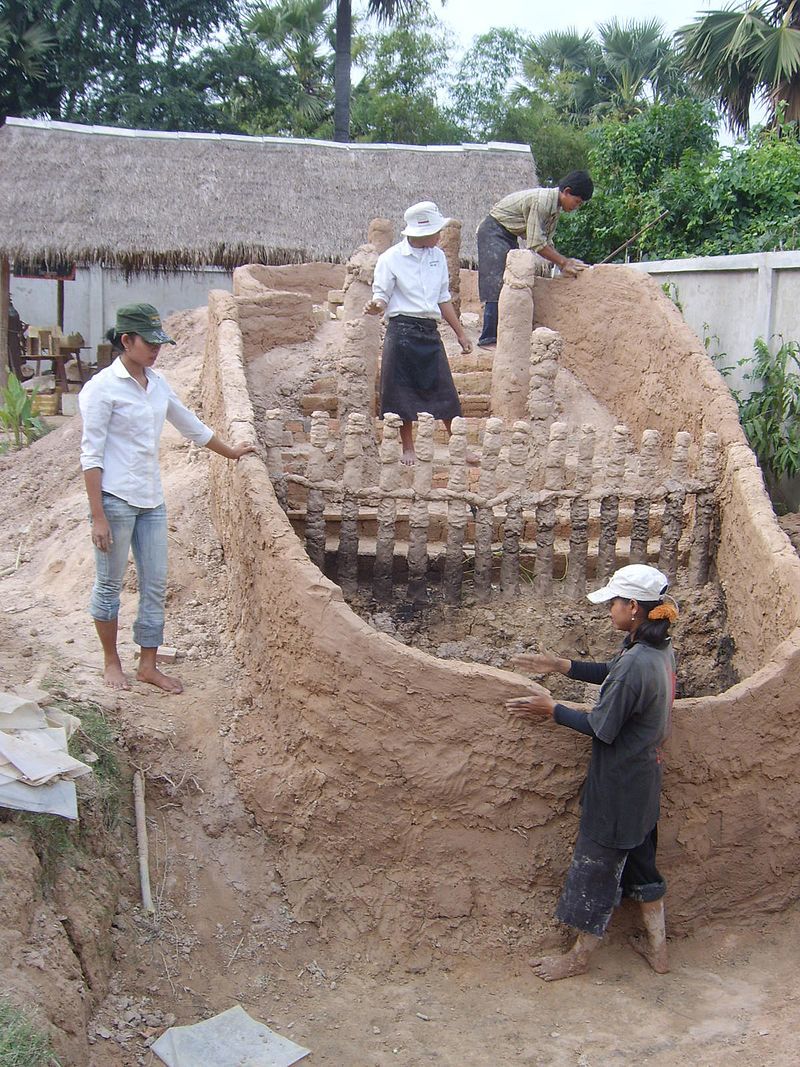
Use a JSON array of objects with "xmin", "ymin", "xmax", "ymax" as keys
[{"xmin": 0, "ymin": 303, "xmax": 797, "ymax": 1066}]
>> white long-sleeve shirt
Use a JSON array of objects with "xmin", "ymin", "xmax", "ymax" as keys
[
  {"xmin": 372, "ymin": 238, "xmax": 451, "ymax": 319},
  {"xmin": 79, "ymin": 357, "xmax": 213, "ymax": 508}
]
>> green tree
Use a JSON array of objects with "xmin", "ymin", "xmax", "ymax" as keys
[
  {"xmin": 333, "ymin": 0, "xmax": 415, "ymax": 142},
  {"xmin": 518, "ymin": 19, "xmax": 693, "ymax": 125},
  {"xmin": 0, "ymin": 0, "xmax": 58, "ymax": 120},
  {"xmin": 247, "ymin": 0, "xmax": 335, "ymax": 135},
  {"xmin": 557, "ymin": 98, "xmax": 719, "ymax": 262},
  {"xmin": 449, "ymin": 27, "xmax": 530, "ymax": 140},
  {"xmin": 677, "ymin": 0, "xmax": 800, "ymax": 133},
  {"xmin": 352, "ymin": 4, "xmax": 463, "ymax": 143}
]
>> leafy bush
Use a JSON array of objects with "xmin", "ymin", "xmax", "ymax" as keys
[
  {"xmin": 558, "ymin": 104, "xmax": 800, "ymax": 263},
  {"xmin": 736, "ymin": 338, "xmax": 800, "ymax": 487},
  {"xmin": 0, "ymin": 374, "xmax": 47, "ymax": 452}
]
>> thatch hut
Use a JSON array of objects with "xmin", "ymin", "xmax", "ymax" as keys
[
  {"xmin": 0, "ymin": 117, "xmax": 536, "ymax": 270},
  {"xmin": 0, "ymin": 116, "xmax": 537, "ymax": 382}
]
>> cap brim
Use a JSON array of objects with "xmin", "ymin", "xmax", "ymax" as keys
[
  {"xmin": 586, "ymin": 586, "xmax": 617, "ymax": 603},
  {"xmin": 141, "ymin": 330, "xmax": 175, "ymax": 345}
]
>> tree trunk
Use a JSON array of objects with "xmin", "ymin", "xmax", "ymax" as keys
[
  {"xmin": 334, "ymin": 0, "xmax": 352, "ymax": 143},
  {"xmin": 0, "ymin": 256, "xmax": 10, "ymax": 391}
]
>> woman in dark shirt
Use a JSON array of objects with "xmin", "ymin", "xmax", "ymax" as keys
[{"xmin": 507, "ymin": 564, "xmax": 678, "ymax": 981}]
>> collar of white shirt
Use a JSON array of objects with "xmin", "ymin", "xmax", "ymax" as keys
[{"xmin": 111, "ymin": 356, "xmax": 156, "ymax": 385}]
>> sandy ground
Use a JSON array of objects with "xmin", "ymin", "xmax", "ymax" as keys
[{"xmin": 1, "ymin": 311, "xmax": 798, "ymax": 1066}]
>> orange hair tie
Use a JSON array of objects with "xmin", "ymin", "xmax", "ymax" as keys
[{"xmin": 648, "ymin": 603, "xmax": 679, "ymax": 623}]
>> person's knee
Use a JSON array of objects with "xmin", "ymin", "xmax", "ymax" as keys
[{"xmin": 89, "ymin": 581, "xmax": 122, "ymax": 621}]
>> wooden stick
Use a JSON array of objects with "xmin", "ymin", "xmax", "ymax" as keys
[
  {"xmin": 596, "ymin": 210, "xmax": 669, "ymax": 265},
  {"xmin": 133, "ymin": 769, "xmax": 155, "ymax": 916}
]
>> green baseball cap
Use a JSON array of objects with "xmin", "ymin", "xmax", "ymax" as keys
[{"xmin": 113, "ymin": 303, "xmax": 175, "ymax": 345}]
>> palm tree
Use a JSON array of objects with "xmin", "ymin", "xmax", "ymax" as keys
[
  {"xmin": 334, "ymin": 0, "xmax": 415, "ymax": 142},
  {"xmin": 517, "ymin": 20, "xmax": 688, "ymax": 126},
  {"xmin": 0, "ymin": 4, "xmax": 57, "ymax": 121},
  {"xmin": 247, "ymin": 0, "xmax": 335, "ymax": 135},
  {"xmin": 597, "ymin": 18, "xmax": 687, "ymax": 118},
  {"xmin": 677, "ymin": 1, "xmax": 800, "ymax": 133}
]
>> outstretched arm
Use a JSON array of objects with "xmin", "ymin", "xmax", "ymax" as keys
[
  {"xmin": 536, "ymin": 245, "xmax": 588, "ymax": 277},
  {"xmin": 439, "ymin": 300, "xmax": 472, "ymax": 353},
  {"xmin": 205, "ymin": 435, "xmax": 258, "ymax": 461}
]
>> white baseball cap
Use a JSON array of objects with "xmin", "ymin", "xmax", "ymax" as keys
[
  {"xmin": 586, "ymin": 564, "xmax": 669, "ymax": 604},
  {"xmin": 401, "ymin": 201, "xmax": 450, "ymax": 237}
]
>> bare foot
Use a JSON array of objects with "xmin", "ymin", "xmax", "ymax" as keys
[
  {"xmin": 103, "ymin": 660, "xmax": 131, "ymax": 690},
  {"xmin": 629, "ymin": 934, "xmax": 670, "ymax": 973},
  {"xmin": 529, "ymin": 952, "xmax": 591, "ymax": 982},
  {"xmin": 401, "ymin": 449, "xmax": 416, "ymax": 467},
  {"xmin": 137, "ymin": 665, "xmax": 184, "ymax": 694}
]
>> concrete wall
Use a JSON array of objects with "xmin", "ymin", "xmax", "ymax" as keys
[
  {"xmin": 10, "ymin": 265, "xmax": 233, "ymax": 354},
  {"xmin": 627, "ymin": 251, "xmax": 800, "ymax": 394},
  {"xmin": 200, "ymin": 272, "xmax": 800, "ymax": 961}
]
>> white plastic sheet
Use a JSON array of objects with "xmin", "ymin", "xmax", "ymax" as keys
[{"xmin": 151, "ymin": 1005, "xmax": 311, "ymax": 1067}]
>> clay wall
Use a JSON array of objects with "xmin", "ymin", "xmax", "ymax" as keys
[
  {"xmin": 534, "ymin": 265, "xmax": 800, "ymax": 675},
  {"xmin": 201, "ymin": 280, "xmax": 800, "ymax": 960}
]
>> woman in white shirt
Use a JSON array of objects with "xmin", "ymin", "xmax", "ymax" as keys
[{"xmin": 79, "ymin": 303, "xmax": 256, "ymax": 693}]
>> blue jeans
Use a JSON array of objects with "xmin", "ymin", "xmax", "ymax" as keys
[
  {"xmin": 89, "ymin": 493, "xmax": 168, "ymax": 648},
  {"xmin": 478, "ymin": 300, "xmax": 498, "ymax": 345}
]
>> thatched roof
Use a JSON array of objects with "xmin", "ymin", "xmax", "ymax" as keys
[{"xmin": 0, "ymin": 118, "xmax": 537, "ymax": 272}]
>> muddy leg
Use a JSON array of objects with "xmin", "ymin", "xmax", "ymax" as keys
[
  {"xmin": 530, "ymin": 931, "xmax": 602, "ymax": 982},
  {"xmin": 629, "ymin": 899, "xmax": 669, "ymax": 973}
]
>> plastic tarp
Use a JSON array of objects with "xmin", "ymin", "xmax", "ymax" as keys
[
  {"xmin": 0, "ymin": 690, "xmax": 90, "ymax": 819},
  {"xmin": 151, "ymin": 1005, "xmax": 311, "ymax": 1067}
]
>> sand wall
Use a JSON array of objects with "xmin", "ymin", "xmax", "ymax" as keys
[
  {"xmin": 201, "ymin": 278, "xmax": 800, "ymax": 959},
  {"xmin": 534, "ymin": 266, "xmax": 800, "ymax": 674}
]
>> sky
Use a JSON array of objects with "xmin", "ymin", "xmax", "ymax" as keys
[{"xmin": 438, "ymin": 0, "xmax": 716, "ymax": 49}]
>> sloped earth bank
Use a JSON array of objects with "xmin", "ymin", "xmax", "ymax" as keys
[{"xmin": 0, "ymin": 310, "xmax": 798, "ymax": 1066}]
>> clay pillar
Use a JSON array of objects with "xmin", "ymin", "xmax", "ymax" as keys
[
  {"xmin": 491, "ymin": 251, "xmax": 536, "ymax": 421},
  {"xmin": 264, "ymin": 408, "xmax": 287, "ymax": 511},
  {"xmin": 305, "ymin": 410, "xmax": 330, "ymax": 571},
  {"xmin": 527, "ymin": 328, "xmax": 562, "ymax": 453},
  {"xmin": 374, "ymin": 413, "xmax": 402, "ymax": 602},
  {"xmin": 688, "ymin": 431, "xmax": 721, "ymax": 587},
  {"xmin": 338, "ymin": 412, "xmax": 366, "ymax": 597},
  {"xmin": 630, "ymin": 429, "xmax": 661, "ymax": 565},
  {"xmin": 407, "ymin": 412, "xmax": 435, "ymax": 603},
  {"xmin": 566, "ymin": 425, "xmax": 596, "ymax": 598},
  {"xmin": 342, "ymin": 217, "xmax": 392, "ymax": 319},
  {"xmin": 473, "ymin": 417, "xmax": 503, "ymax": 600},
  {"xmin": 596, "ymin": 425, "xmax": 629, "ymax": 580},
  {"xmin": 368, "ymin": 217, "xmax": 394, "ymax": 254},
  {"xmin": 337, "ymin": 316, "xmax": 380, "ymax": 425},
  {"xmin": 659, "ymin": 431, "xmax": 692, "ymax": 582},
  {"xmin": 439, "ymin": 219, "xmax": 462, "ymax": 318},
  {"xmin": 501, "ymin": 420, "xmax": 530, "ymax": 597},
  {"xmin": 533, "ymin": 422, "xmax": 567, "ymax": 595},
  {"xmin": 443, "ymin": 417, "xmax": 469, "ymax": 605}
]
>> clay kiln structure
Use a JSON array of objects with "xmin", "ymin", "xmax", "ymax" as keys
[{"xmin": 198, "ymin": 238, "xmax": 800, "ymax": 962}]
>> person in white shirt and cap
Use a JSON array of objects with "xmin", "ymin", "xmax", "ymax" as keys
[
  {"xmin": 79, "ymin": 303, "xmax": 257, "ymax": 694},
  {"xmin": 364, "ymin": 200, "xmax": 473, "ymax": 465},
  {"xmin": 506, "ymin": 564, "xmax": 680, "ymax": 981}
]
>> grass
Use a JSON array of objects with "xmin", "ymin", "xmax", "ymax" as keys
[
  {"xmin": 0, "ymin": 997, "xmax": 61, "ymax": 1067},
  {"xmin": 9, "ymin": 695, "xmax": 124, "ymax": 890}
]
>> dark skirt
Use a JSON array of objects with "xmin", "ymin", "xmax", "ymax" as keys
[
  {"xmin": 379, "ymin": 315, "xmax": 461, "ymax": 422},
  {"xmin": 477, "ymin": 215, "xmax": 519, "ymax": 302},
  {"xmin": 555, "ymin": 827, "xmax": 666, "ymax": 937}
]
